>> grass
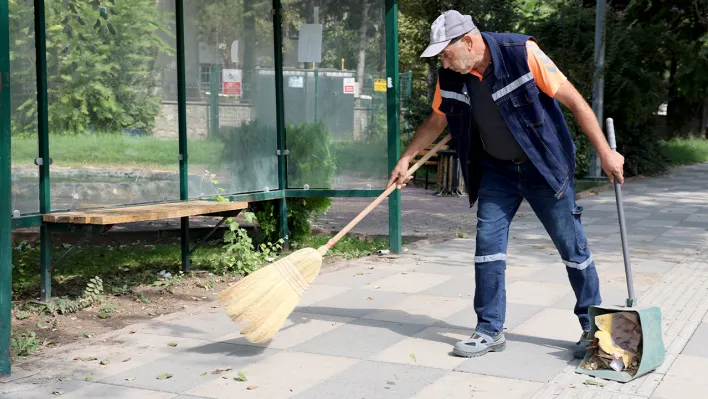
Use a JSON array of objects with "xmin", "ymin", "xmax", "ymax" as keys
[
  {"xmin": 11, "ymin": 235, "xmax": 390, "ymax": 300},
  {"xmin": 11, "ymin": 134, "xmax": 224, "ymax": 170},
  {"xmin": 661, "ymin": 138, "xmax": 708, "ymax": 166}
]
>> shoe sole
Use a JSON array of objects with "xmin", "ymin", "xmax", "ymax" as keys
[{"xmin": 452, "ymin": 340, "xmax": 507, "ymax": 358}]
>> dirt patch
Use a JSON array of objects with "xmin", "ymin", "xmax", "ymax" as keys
[{"xmin": 10, "ymin": 254, "xmax": 353, "ymax": 361}]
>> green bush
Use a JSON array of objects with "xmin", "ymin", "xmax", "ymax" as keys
[{"xmin": 220, "ymin": 120, "xmax": 336, "ymax": 243}]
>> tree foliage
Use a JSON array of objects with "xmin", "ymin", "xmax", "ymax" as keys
[{"xmin": 10, "ymin": 0, "xmax": 173, "ymax": 135}]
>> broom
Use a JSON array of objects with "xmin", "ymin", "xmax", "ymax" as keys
[{"xmin": 218, "ymin": 133, "xmax": 453, "ymax": 343}]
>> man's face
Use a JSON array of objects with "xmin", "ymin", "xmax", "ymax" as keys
[{"xmin": 440, "ymin": 35, "xmax": 482, "ymax": 74}]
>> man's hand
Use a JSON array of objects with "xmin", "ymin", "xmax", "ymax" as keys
[
  {"xmin": 387, "ymin": 112, "xmax": 447, "ymax": 190},
  {"xmin": 599, "ymin": 149, "xmax": 625, "ymax": 184},
  {"xmin": 387, "ymin": 157, "xmax": 413, "ymax": 189}
]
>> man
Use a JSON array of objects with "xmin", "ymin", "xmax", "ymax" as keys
[{"xmin": 387, "ymin": 10, "xmax": 625, "ymax": 358}]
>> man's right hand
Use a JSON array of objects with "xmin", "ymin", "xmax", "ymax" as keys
[{"xmin": 387, "ymin": 157, "xmax": 413, "ymax": 189}]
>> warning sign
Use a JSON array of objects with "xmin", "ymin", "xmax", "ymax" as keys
[
  {"xmin": 222, "ymin": 69, "xmax": 242, "ymax": 95},
  {"xmin": 374, "ymin": 79, "xmax": 387, "ymax": 92},
  {"xmin": 343, "ymin": 78, "xmax": 355, "ymax": 94}
]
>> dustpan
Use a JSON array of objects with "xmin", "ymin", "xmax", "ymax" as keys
[{"xmin": 575, "ymin": 118, "xmax": 665, "ymax": 382}]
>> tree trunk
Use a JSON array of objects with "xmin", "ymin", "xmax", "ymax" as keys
[{"xmin": 356, "ymin": 0, "xmax": 371, "ymax": 107}]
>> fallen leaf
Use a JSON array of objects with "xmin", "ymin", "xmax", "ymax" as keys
[
  {"xmin": 367, "ymin": 296, "xmax": 373, "ymax": 300},
  {"xmin": 80, "ymin": 357, "xmax": 98, "ymax": 362},
  {"xmin": 409, "ymin": 353, "xmax": 417, "ymax": 362},
  {"xmin": 156, "ymin": 373, "xmax": 172, "ymax": 380},
  {"xmin": 97, "ymin": 313, "xmax": 108, "ymax": 319},
  {"xmin": 129, "ymin": 330, "xmax": 137, "ymax": 334},
  {"xmin": 200, "ymin": 372, "xmax": 207, "ymax": 377},
  {"xmin": 125, "ymin": 376, "xmax": 136, "ymax": 381},
  {"xmin": 167, "ymin": 342, "xmax": 178, "ymax": 347},
  {"xmin": 237, "ymin": 370, "xmax": 248, "ymax": 382},
  {"xmin": 247, "ymin": 386, "xmax": 258, "ymax": 390},
  {"xmin": 52, "ymin": 390, "xmax": 65, "ymax": 395},
  {"xmin": 373, "ymin": 285, "xmax": 381, "ymax": 289},
  {"xmin": 100, "ymin": 359, "xmax": 110, "ymax": 365},
  {"xmin": 583, "ymin": 379, "xmax": 606, "ymax": 387},
  {"xmin": 211, "ymin": 367, "xmax": 233, "ymax": 375},
  {"xmin": 85, "ymin": 377, "xmax": 93, "ymax": 381},
  {"xmin": 122, "ymin": 357, "xmax": 131, "ymax": 363},
  {"xmin": 356, "ymin": 272, "xmax": 364, "ymax": 276}
]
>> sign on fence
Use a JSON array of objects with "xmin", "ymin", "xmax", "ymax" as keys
[{"xmin": 222, "ymin": 69, "xmax": 242, "ymax": 95}]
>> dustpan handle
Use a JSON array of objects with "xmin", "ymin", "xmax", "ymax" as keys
[{"xmin": 606, "ymin": 118, "xmax": 636, "ymax": 307}]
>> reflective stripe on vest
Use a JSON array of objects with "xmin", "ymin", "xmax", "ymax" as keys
[
  {"xmin": 491, "ymin": 72, "xmax": 533, "ymax": 101},
  {"xmin": 440, "ymin": 89, "xmax": 470, "ymax": 106}
]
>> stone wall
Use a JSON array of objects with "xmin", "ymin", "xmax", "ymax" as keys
[{"xmin": 155, "ymin": 101, "xmax": 370, "ymax": 140}]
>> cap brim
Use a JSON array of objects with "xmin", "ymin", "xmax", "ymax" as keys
[{"xmin": 420, "ymin": 40, "xmax": 450, "ymax": 58}]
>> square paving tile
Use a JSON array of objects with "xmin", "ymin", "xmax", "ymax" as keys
[
  {"xmin": 138, "ymin": 311, "xmax": 247, "ymax": 342},
  {"xmin": 652, "ymin": 355, "xmax": 708, "ymax": 399},
  {"xmin": 455, "ymin": 337, "xmax": 574, "ymax": 382},
  {"xmin": 296, "ymin": 285, "xmax": 351, "ymax": 307},
  {"xmin": 369, "ymin": 272, "xmax": 453, "ymax": 293},
  {"xmin": 312, "ymin": 267, "xmax": 400, "ymax": 289},
  {"xmin": 681, "ymin": 323, "xmax": 708, "ymax": 358},
  {"xmin": 411, "ymin": 371, "xmax": 543, "ymax": 399},
  {"xmin": 297, "ymin": 288, "xmax": 408, "ymax": 318},
  {"xmin": 418, "ymin": 275, "xmax": 476, "ymax": 299},
  {"xmin": 100, "ymin": 342, "xmax": 277, "ymax": 393},
  {"xmin": 186, "ymin": 351, "xmax": 359, "ymax": 398},
  {"xmin": 58, "ymin": 384, "xmax": 175, "ymax": 399},
  {"xmin": 434, "ymin": 303, "xmax": 541, "ymax": 332},
  {"xmin": 506, "ymin": 281, "xmax": 571, "ymax": 307},
  {"xmin": 510, "ymin": 308, "xmax": 583, "ymax": 342},
  {"xmin": 291, "ymin": 318, "xmax": 426, "ymax": 359},
  {"xmin": 216, "ymin": 312, "xmax": 353, "ymax": 350},
  {"xmin": 291, "ymin": 360, "xmax": 447, "ymax": 399},
  {"xmin": 362, "ymin": 295, "xmax": 471, "ymax": 326},
  {"xmin": 370, "ymin": 327, "xmax": 472, "ymax": 370}
]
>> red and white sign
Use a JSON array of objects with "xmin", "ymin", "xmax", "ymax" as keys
[
  {"xmin": 222, "ymin": 69, "xmax": 242, "ymax": 96},
  {"xmin": 343, "ymin": 78, "xmax": 355, "ymax": 94}
]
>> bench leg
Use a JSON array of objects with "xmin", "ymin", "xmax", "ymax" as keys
[
  {"xmin": 181, "ymin": 216, "xmax": 190, "ymax": 273},
  {"xmin": 40, "ymin": 224, "xmax": 52, "ymax": 302}
]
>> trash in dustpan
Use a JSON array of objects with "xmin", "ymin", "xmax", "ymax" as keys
[
  {"xmin": 580, "ymin": 312, "xmax": 642, "ymax": 375},
  {"xmin": 574, "ymin": 118, "xmax": 665, "ymax": 382}
]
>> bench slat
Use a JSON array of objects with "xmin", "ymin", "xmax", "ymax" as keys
[{"xmin": 43, "ymin": 200, "xmax": 249, "ymax": 225}]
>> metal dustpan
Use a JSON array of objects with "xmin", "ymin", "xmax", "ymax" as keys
[{"xmin": 575, "ymin": 118, "xmax": 665, "ymax": 382}]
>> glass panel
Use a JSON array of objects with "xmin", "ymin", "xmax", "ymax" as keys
[
  {"xmin": 185, "ymin": 0, "xmax": 279, "ymax": 198},
  {"xmin": 282, "ymin": 0, "xmax": 389, "ymax": 190},
  {"xmin": 46, "ymin": 0, "xmax": 180, "ymax": 211},
  {"xmin": 9, "ymin": 0, "xmax": 39, "ymax": 215}
]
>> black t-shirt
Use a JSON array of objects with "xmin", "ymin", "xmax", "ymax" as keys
[{"xmin": 467, "ymin": 72, "xmax": 528, "ymax": 162}]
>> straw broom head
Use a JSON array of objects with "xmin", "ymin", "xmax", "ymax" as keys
[
  {"xmin": 219, "ymin": 134, "xmax": 453, "ymax": 344},
  {"xmin": 218, "ymin": 245, "xmax": 327, "ymax": 343}
]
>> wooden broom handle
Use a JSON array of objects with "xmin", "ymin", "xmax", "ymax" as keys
[{"xmin": 324, "ymin": 134, "xmax": 452, "ymax": 250}]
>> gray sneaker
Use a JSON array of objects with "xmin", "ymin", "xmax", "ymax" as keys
[
  {"xmin": 453, "ymin": 331, "xmax": 506, "ymax": 358},
  {"xmin": 573, "ymin": 331, "xmax": 592, "ymax": 359}
]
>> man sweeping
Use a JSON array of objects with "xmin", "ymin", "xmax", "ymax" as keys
[{"xmin": 387, "ymin": 10, "xmax": 625, "ymax": 358}]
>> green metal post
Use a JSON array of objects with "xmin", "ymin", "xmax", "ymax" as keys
[
  {"xmin": 0, "ymin": 0, "xmax": 12, "ymax": 376},
  {"xmin": 385, "ymin": 0, "xmax": 401, "ymax": 253},
  {"xmin": 176, "ymin": 0, "xmax": 190, "ymax": 271},
  {"xmin": 209, "ymin": 64, "xmax": 220, "ymax": 138},
  {"xmin": 273, "ymin": 0, "xmax": 289, "ymax": 247},
  {"xmin": 34, "ymin": 0, "xmax": 52, "ymax": 302}
]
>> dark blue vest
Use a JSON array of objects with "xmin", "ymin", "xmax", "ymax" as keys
[{"xmin": 437, "ymin": 32, "xmax": 576, "ymax": 207}]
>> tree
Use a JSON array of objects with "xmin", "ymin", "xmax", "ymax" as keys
[{"xmin": 11, "ymin": 0, "xmax": 174, "ymax": 135}]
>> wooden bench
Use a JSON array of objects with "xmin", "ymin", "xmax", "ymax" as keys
[
  {"xmin": 409, "ymin": 142, "xmax": 449, "ymax": 189},
  {"xmin": 39, "ymin": 200, "xmax": 249, "ymax": 301}
]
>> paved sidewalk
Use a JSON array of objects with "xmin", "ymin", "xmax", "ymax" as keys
[{"xmin": 4, "ymin": 164, "xmax": 708, "ymax": 398}]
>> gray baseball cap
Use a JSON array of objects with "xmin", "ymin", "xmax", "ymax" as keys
[{"xmin": 420, "ymin": 10, "xmax": 476, "ymax": 58}]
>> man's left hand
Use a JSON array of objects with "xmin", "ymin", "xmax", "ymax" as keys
[{"xmin": 599, "ymin": 149, "xmax": 625, "ymax": 184}]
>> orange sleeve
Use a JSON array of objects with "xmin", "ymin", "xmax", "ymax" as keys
[
  {"xmin": 432, "ymin": 79, "xmax": 444, "ymax": 115},
  {"xmin": 526, "ymin": 41, "xmax": 567, "ymax": 98}
]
